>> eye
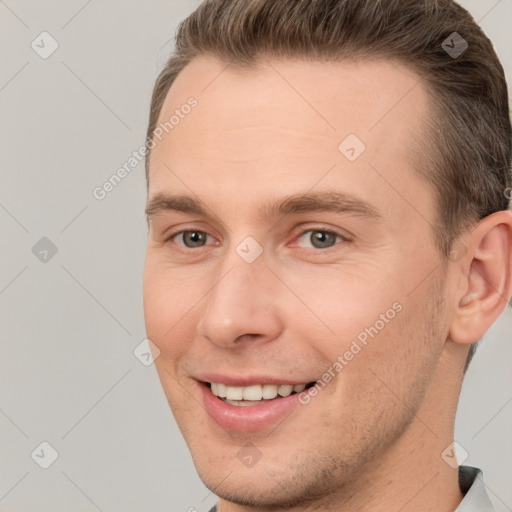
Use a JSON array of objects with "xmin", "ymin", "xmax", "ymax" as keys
[
  {"xmin": 171, "ymin": 230, "xmax": 215, "ymax": 248},
  {"xmin": 295, "ymin": 229, "xmax": 345, "ymax": 249}
]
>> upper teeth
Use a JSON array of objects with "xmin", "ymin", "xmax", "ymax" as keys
[{"xmin": 210, "ymin": 383, "xmax": 307, "ymax": 401}]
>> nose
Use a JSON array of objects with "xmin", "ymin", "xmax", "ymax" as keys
[{"xmin": 196, "ymin": 247, "xmax": 283, "ymax": 348}]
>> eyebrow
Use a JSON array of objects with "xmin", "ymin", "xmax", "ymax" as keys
[{"xmin": 145, "ymin": 191, "xmax": 382, "ymax": 224}]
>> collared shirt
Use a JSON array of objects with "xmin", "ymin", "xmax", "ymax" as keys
[
  {"xmin": 207, "ymin": 465, "xmax": 494, "ymax": 512},
  {"xmin": 456, "ymin": 466, "xmax": 495, "ymax": 511}
]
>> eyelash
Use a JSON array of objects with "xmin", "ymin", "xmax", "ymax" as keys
[{"xmin": 166, "ymin": 227, "xmax": 347, "ymax": 251}]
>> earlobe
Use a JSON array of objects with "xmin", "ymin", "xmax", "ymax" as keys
[{"xmin": 449, "ymin": 211, "xmax": 512, "ymax": 345}]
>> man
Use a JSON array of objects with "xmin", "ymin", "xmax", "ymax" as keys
[{"xmin": 142, "ymin": 0, "xmax": 512, "ymax": 510}]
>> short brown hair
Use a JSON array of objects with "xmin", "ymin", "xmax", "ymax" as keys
[{"xmin": 145, "ymin": 0, "xmax": 511, "ymax": 371}]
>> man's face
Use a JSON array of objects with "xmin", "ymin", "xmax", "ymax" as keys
[{"xmin": 143, "ymin": 56, "xmax": 451, "ymax": 506}]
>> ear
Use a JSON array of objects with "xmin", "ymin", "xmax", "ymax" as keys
[{"xmin": 449, "ymin": 210, "xmax": 512, "ymax": 345}]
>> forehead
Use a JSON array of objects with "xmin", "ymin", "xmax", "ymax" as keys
[{"xmin": 148, "ymin": 56, "xmax": 433, "ymax": 222}]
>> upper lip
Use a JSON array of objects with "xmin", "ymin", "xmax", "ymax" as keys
[{"xmin": 196, "ymin": 373, "xmax": 316, "ymax": 387}]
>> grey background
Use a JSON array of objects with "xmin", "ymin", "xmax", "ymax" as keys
[{"xmin": 0, "ymin": 1, "xmax": 510, "ymax": 511}]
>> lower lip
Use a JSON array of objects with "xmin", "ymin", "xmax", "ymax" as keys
[{"xmin": 198, "ymin": 382, "xmax": 304, "ymax": 432}]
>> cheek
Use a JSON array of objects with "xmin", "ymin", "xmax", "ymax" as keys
[
  {"xmin": 278, "ymin": 263, "xmax": 403, "ymax": 349},
  {"xmin": 143, "ymin": 275, "xmax": 169, "ymax": 343},
  {"xmin": 143, "ymin": 262, "xmax": 192, "ymax": 357},
  {"xmin": 346, "ymin": 292, "xmax": 443, "ymax": 400},
  {"xmin": 291, "ymin": 270, "xmax": 435, "ymax": 404},
  {"xmin": 314, "ymin": 300, "xmax": 435, "ymax": 438}
]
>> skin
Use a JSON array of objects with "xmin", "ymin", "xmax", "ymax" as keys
[{"xmin": 143, "ymin": 56, "xmax": 512, "ymax": 511}]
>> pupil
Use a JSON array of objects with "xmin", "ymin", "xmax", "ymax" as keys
[
  {"xmin": 185, "ymin": 231, "xmax": 206, "ymax": 247},
  {"xmin": 312, "ymin": 231, "xmax": 335, "ymax": 249}
]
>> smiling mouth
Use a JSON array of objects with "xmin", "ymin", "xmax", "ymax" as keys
[{"xmin": 206, "ymin": 381, "xmax": 316, "ymax": 406}]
